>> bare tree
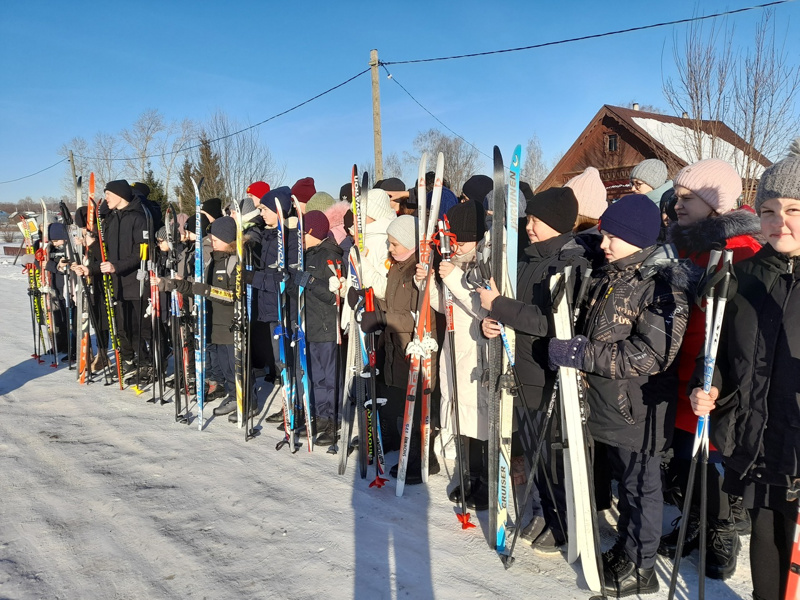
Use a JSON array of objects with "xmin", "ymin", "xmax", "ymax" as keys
[
  {"xmin": 730, "ymin": 10, "xmax": 800, "ymax": 203},
  {"xmin": 120, "ymin": 109, "xmax": 165, "ymax": 182},
  {"xmin": 382, "ymin": 152, "xmax": 404, "ymax": 180},
  {"xmin": 92, "ymin": 132, "xmax": 124, "ymax": 191},
  {"xmin": 158, "ymin": 118, "xmax": 196, "ymax": 204},
  {"xmin": 522, "ymin": 134, "xmax": 548, "ymax": 189},
  {"xmin": 408, "ymin": 128, "xmax": 481, "ymax": 194},
  {"xmin": 663, "ymin": 16, "xmax": 734, "ymax": 162},
  {"xmin": 203, "ymin": 110, "xmax": 285, "ymax": 200}
]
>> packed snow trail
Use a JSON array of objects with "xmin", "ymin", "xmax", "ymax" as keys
[{"xmin": 0, "ymin": 261, "xmax": 752, "ymax": 599}]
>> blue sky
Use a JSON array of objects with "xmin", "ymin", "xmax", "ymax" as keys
[{"xmin": 1, "ymin": 0, "xmax": 797, "ymax": 203}]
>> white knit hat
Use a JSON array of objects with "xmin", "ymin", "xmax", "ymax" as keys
[
  {"xmin": 366, "ymin": 188, "xmax": 395, "ymax": 221},
  {"xmin": 386, "ymin": 214, "xmax": 417, "ymax": 251},
  {"xmin": 564, "ymin": 167, "xmax": 607, "ymax": 219}
]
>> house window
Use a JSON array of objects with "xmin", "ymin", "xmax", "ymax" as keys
[{"xmin": 606, "ymin": 134, "xmax": 618, "ymax": 153}]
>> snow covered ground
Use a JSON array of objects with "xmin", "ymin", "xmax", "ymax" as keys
[{"xmin": 0, "ymin": 260, "xmax": 752, "ymax": 600}]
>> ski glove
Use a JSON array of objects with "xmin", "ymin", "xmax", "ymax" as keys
[
  {"xmin": 192, "ymin": 282, "xmax": 211, "ymax": 297},
  {"xmin": 347, "ymin": 287, "xmax": 365, "ymax": 309},
  {"xmin": 328, "ymin": 276, "xmax": 345, "ymax": 293},
  {"xmin": 360, "ymin": 310, "xmax": 387, "ymax": 334},
  {"xmin": 242, "ymin": 269, "xmax": 255, "ymax": 286},
  {"xmin": 548, "ymin": 335, "xmax": 589, "ymax": 371},
  {"xmin": 157, "ymin": 278, "xmax": 176, "ymax": 293},
  {"xmin": 291, "ymin": 269, "xmax": 313, "ymax": 289}
]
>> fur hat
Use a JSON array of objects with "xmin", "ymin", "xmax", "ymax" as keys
[
  {"xmin": 599, "ymin": 194, "xmax": 661, "ymax": 249},
  {"xmin": 386, "ymin": 214, "xmax": 417, "ymax": 251},
  {"xmin": 365, "ymin": 188, "xmax": 396, "ymax": 221},
  {"xmin": 630, "ymin": 159, "xmax": 668, "ymax": 190},
  {"xmin": 755, "ymin": 137, "xmax": 800, "ymax": 212},
  {"xmin": 674, "ymin": 158, "xmax": 742, "ymax": 213},
  {"xmin": 565, "ymin": 167, "xmax": 607, "ymax": 219}
]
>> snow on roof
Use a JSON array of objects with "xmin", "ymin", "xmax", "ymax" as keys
[{"xmin": 632, "ymin": 116, "xmax": 766, "ymax": 178}]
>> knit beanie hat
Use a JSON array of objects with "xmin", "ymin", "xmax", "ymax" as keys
[
  {"xmin": 519, "ymin": 181, "xmax": 535, "ymax": 203},
  {"xmin": 303, "ymin": 210, "xmax": 330, "ymax": 240},
  {"xmin": 365, "ymin": 188, "xmax": 395, "ymax": 221},
  {"xmin": 185, "ymin": 215, "xmax": 198, "ymax": 235},
  {"xmin": 306, "ymin": 191, "xmax": 336, "ymax": 214},
  {"xmin": 74, "ymin": 205, "xmax": 88, "ymax": 229},
  {"xmin": 525, "ymin": 187, "xmax": 579, "ymax": 234},
  {"xmin": 339, "ymin": 183, "xmax": 352, "ymax": 203},
  {"xmin": 260, "ymin": 186, "xmax": 293, "ymax": 216},
  {"xmin": 210, "ymin": 216, "xmax": 237, "ymax": 244},
  {"xmin": 239, "ymin": 197, "xmax": 259, "ymax": 222},
  {"xmin": 104, "ymin": 180, "xmax": 133, "ymax": 202},
  {"xmin": 461, "ymin": 174, "xmax": 493, "ymax": 203},
  {"xmin": 155, "ymin": 226, "xmax": 168, "ymax": 242},
  {"xmin": 630, "ymin": 159, "xmax": 668, "ymax": 190},
  {"xmin": 386, "ymin": 214, "xmax": 417, "ymax": 251},
  {"xmin": 246, "ymin": 181, "xmax": 270, "ymax": 199},
  {"xmin": 446, "ymin": 199, "xmax": 486, "ymax": 243},
  {"xmin": 131, "ymin": 182, "xmax": 151, "ymax": 198},
  {"xmin": 343, "ymin": 209, "xmax": 354, "ymax": 230},
  {"xmin": 48, "ymin": 222, "xmax": 68, "ymax": 241},
  {"xmin": 598, "ymin": 194, "xmax": 661, "ymax": 249},
  {"xmin": 564, "ymin": 167, "xmax": 607, "ymax": 219},
  {"xmin": 201, "ymin": 197, "xmax": 224, "ymax": 220},
  {"xmin": 755, "ymin": 137, "xmax": 800, "ymax": 213},
  {"xmin": 291, "ymin": 177, "xmax": 316, "ymax": 204},
  {"xmin": 674, "ymin": 158, "xmax": 742, "ymax": 213},
  {"xmin": 377, "ymin": 177, "xmax": 406, "ymax": 193}
]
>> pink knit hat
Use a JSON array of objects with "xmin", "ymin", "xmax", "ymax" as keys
[
  {"xmin": 564, "ymin": 167, "xmax": 607, "ymax": 219},
  {"xmin": 674, "ymin": 158, "xmax": 742, "ymax": 213}
]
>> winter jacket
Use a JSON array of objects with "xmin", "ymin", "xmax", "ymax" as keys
[
  {"xmin": 697, "ymin": 244, "xmax": 800, "ymax": 487},
  {"xmin": 668, "ymin": 210, "xmax": 762, "ymax": 435},
  {"xmin": 360, "ymin": 217, "xmax": 395, "ymax": 299},
  {"xmin": 426, "ymin": 244, "xmax": 490, "ymax": 440},
  {"xmin": 379, "ymin": 252, "xmax": 437, "ymax": 391},
  {"xmin": 574, "ymin": 244, "xmax": 691, "ymax": 455},
  {"xmin": 251, "ymin": 224, "xmax": 298, "ymax": 323},
  {"xmin": 299, "ymin": 237, "xmax": 344, "ymax": 343},
  {"xmin": 102, "ymin": 197, "xmax": 151, "ymax": 300},
  {"xmin": 490, "ymin": 232, "xmax": 588, "ymax": 410}
]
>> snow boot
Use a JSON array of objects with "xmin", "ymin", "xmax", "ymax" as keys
[
  {"xmin": 729, "ymin": 495, "xmax": 751, "ymax": 535},
  {"xmin": 531, "ymin": 527, "xmax": 565, "ymax": 555},
  {"xmin": 705, "ymin": 517, "xmax": 740, "ymax": 580},
  {"xmin": 212, "ymin": 396, "xmax": 236, "ymax": 416},
  {"xmin": 602, "ymin": 555, "xmax": 659, "ymax": 598},
  {"xmin": 658, "ymin": 507, "xmax": 701, "ymax": 558},
  {"xmin": 315, "ymin": 420, "xmax": 337, "ymax": 446}
]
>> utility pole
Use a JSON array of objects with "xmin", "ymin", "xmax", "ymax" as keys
[{"xmin": 370, "ymin": 49, "xmax": 383, "ymax": 181}]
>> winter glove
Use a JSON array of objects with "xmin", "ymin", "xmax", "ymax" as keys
[
  {"xmin": 242, "ymin": 269, "xmax": 255, "ymax": 286},
  {"xmin": 136, "ymin": 269, "xmax": 147, "ymax": 281},
  {"xmin": 329, "ymin": 275, "xmax": 345, "ymax": 293},
  {"xmin": 157, "ymin": 278, "xmax": 176, "ymax": 293},
  {"xmin": 292, "ymin": 269, "xmax": 313, "ymax": 289},
  {"xmin": 192, "ymin": 282, "xmax": 211, "ymax": 297},
  {"xmin": 548, "ymin": 335, "xmax": 589, "ymax": 371},
  {"xmin": 360, "ymin": 310, "xmax": 387, "ymax": 334},
  {"xmin": 347, "ymin": 286, "xmax": 365, "ymax": 309}
]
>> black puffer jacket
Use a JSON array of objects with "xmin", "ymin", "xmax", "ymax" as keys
[
  {"xmin": 699, "ymin": 244, "xmax": 800, "ymax": 487},
  {"xmin": 299, "ymin": 237, "xmax": 344, "ymax": 343},
  {"xmin": 101, "ymin": 197, "xmax": 150, "ymax": 300},
  {"xmin": 575, "ymin": 244, "xmax": 691, "ymax": 455},
  {"xmin": 489, "ymin": 232, "xmax": 588, "ymax": 410}
]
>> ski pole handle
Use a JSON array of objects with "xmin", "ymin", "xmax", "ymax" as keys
[{"xmin": 365, "ymin": 287, "xmax": 375, "ymax": 313}]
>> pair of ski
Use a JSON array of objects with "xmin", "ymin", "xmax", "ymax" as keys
[
  {"xmin": 394, "ymin": 152, "xmax": 444, "ymax": 497},
  {"xmin": 17, "ymin": 212, "xmax": 50, "ymax": 363}
]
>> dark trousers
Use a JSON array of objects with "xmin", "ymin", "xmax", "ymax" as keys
[
  {"xmin": 604, "ymin": 443, "xmax": 663, "ymax": 569},
  {"xmin": 308, "ymin": 341, "xmax": 337, "ymax": 422},
  {"xmin": 210, "ymin": 343, "xmax": 235, "ymax": 397},
  {"xmin": 116, "ymin": 297, "xmax": 151, "ymax": 365},
  {"xmin": 750, "ymin": 501, "xmax": 796, "ymax": 600},
  {"xmin": 667, "ymin": 429, "xmax": 731, "ymax": 521}
]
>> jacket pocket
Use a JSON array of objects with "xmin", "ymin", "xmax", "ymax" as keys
[{"xmin": 616, "ymin": 380, "xmax": 636, "ymax": 425}]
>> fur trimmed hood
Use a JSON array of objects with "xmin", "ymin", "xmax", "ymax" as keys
[{"xmin": 667, "ymin": 209, "xmax": 762, "ymax": 255}]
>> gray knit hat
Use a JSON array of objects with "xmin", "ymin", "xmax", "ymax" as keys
[
  {"xmin": 630, "ymin": 159, "xmax": 668, "ymax": 190},
  {"xmin": 386, "ymin": 214, "xmax": 417, "ymax": 251},
  {"xmin": 306, "ymin": 191, "xmax": 336, "ymax": 214},
  {"xmin": 755, "ymin": 137, "xmax": 800, "ymax": 213}
]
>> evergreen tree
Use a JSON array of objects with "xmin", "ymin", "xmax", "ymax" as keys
[
  {"xmin": 141, "ymin": 165, "xmax": 168, "ymax": 215},
  {"xmin": 174, "ymin": 156, "xmax": 197, "ymax": 215},
  {"xmin": 196, "ymin": 135, "xmax": 227, "ymax": 203}
]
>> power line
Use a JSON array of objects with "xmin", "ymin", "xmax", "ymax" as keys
[
  {"xmin": 0, "ymin": 158, "xmax": 68, "ymax": 185},
  {"xmin": 380, "ymin": 65, "xmax": 492, "ymax": 162},
  {"xmin": 382, "ymin": 0, "xmax": 795, "ymax": 65}
]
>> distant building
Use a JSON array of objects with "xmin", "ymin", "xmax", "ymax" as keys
[{"xmin": 537, "ymin": 104, "xmax": 772, "ymax": 202}]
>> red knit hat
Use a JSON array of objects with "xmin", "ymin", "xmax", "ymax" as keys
[
  {"xmin": 246, "ymin": 181, "xmax": 270, "ymax": 199},
  {"xmin": 291, "ymin": 177, "xmax": 316, "ymax": 204}
]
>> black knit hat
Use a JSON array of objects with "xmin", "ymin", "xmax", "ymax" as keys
[
  {"xmin": 185, "ymin": 215, "xmax": 198, "ymax": 235},
  {"xmin": 339, "ymin": 183, "xmax": 352, "ymax": 203},
  {"xmin": 74, "ymin": 205, "xmax": 88, "ymax": 229},
  {"xmin": 446, "ymin": 199, "xmax": 486, "ymax": 243},
  {"xmin": 210, "ymin": 216, "xmax": 237, "ymax": 244},
  {"xmin": 104, "ymin": 180, "xmax": 133, "ymax": 202},
  {"xmin": 377, "ymin": 177, "xmax": 406, "ymax": 193},
  {"xmin": 131, "ymin": 182, "xmax": 151, "ymax": 198},
  {"xmin": 525, "ymin": 187, "xmax": 578, "ymax": 234},
  {"xmin": 461, "ymin": 174, "xmax": 493, "ymax": 203},
  {"xmin": 201, "ymin": 198, "xmax": 223, "ymax": 220}
]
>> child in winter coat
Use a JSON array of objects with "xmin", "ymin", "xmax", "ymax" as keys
[
  {"xmin": 360, "ymin": 214, "xmax": 439, "ymax": 483},
  {"xmin": 548, "ymin": 194, "xmax": 690, "ymax": 598},
  {"xmin": 662, "ymin": 158, "xmax": 762, "ymax": 577},
  {"xmin": 689, "ymin": 140, "xmax": 800, "ymax": 600}
]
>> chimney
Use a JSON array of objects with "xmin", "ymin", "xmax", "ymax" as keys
[
  {"xmin": 632, "ymin": 102, "xmax": 640, "ymax": 111},
  {"xmin": 682, "ymin": 111, "xmax": 689, "ymax": 119}
]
